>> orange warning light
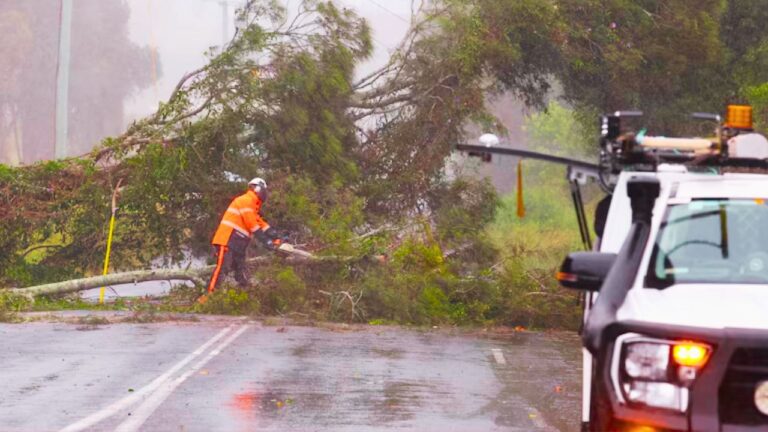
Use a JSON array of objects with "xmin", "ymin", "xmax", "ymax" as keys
[
  {"xmin": 555, "ymin": 271, "xmax": 578, "ymax": 283},
  {"xmin": 725, "ymin": 105, "xmax": 753, "ymax": 130},
  {"xmin": 672, "ymin": 342, "xmax": 711, "ymax": 368}
]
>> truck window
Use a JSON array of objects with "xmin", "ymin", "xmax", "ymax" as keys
[{"xmin": 647, "ymin": 199, "xmax": 768, "ymax": 288}]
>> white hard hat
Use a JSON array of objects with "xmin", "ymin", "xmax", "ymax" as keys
[
  {"xmin": 248, "ymin": 177, "xmax": 269, "ymax": 202},
  {"xmin": 248, "ymin": 177, "xmax": 267, "ymax": 188}
]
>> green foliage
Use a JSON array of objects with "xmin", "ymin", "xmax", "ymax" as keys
[
  {"xmin": 0, "ymin": 291, "xmax": 32, "ymax": 322},
  {"xmin": 31, "ymin": 295, "xmax": 113, "ymax": 312},
  {"xmin": 195, "ymin": 287, "xmax": 261, "ymax": 316},
  {"xmin": 745, "ymin": 82, "xmax": 768, "ymax": 132},
  {"xmin": 10, "ymin": 0, "xmax": 768, "ymax": 331},
  {"xmin": 0, "ymin": 0, "xmax": 378, "ymax": 284},
  {"xmin": 525, "ymin": 101, "xmax": 594, "ymax": 158},
  {"xmin": 489, "ymin": 185, "xmax": 581, "ymax": 328},
  {"xmin": 0, "ymin": 291, "xmax": 31, "ymax": 311},
  {"xmin": 0, "ymin": 163, "xmax": 15, "ymax": 182},
  {"xmin": 2, "ymin": 260, "xmax": 73, "ymax": 288},
  {"xmin": 273, "ymin": 267, "xmax": 307, "ymax": 310},
  {"xmin": 429, "ymin": 178, "xmax": 498, "ymax": 247},
  {"xmin": 431, "ymin": 0, "xmax": 768, "ymax": 135},
  {"xmin": 418, "ymin": 285, "xmax": 451, "ymax": 321},
  {"xmin": 392, "ymin": 238, "xmax": 445, "ymax": 273},
  {"xmin": 356, "ymin": 220, "xmax": 499, "ymax": 325},
  {"xmin": 269, "ymin": 175, "xmax": 364, "ymax": 255},
  {"xmin": 252, "ymin": 265, "xmax": 309, "ymax": 314},
  {"xmin": 481, "ymin": 104, "xmax": 603, "ymax": 329}
]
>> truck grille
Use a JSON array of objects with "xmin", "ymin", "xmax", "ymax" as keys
[{"xmin": 719, "ymin": 348, "xmax": 768, "ymax": 425}]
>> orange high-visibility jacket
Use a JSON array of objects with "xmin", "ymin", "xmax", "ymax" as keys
[{"xmin": 211, "ymin": 190, "xmax": 270, "ymax": 246}]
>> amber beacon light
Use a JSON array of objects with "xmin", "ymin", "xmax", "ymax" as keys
[
  {"xmin": 672, "ymin": 342, "xmax": 711, "ymax": 368},
  {"xmin": 725, "ymin": 104, "xmax": 753, "ymax": 130}
]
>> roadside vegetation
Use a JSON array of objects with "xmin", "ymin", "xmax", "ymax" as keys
[
  {"xmin": 0, "ymin": 104, "xmax": 593, "ymax": 330},
  {"xmin": 4, "ymin": 0, "xmax": 768, "ymax": 328}
]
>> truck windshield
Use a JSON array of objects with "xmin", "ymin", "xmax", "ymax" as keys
[{"xmin": 647, "ymin": 199, "xmax": 768, "ymax": 288}]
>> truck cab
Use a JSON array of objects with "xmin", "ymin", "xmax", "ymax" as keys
[{"xmin": 559, "ymin": 107, "xmax": 768, "ymax": 431}]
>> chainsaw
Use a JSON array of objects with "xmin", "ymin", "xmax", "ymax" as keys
[{"xmin": 275, "ymin": 241, "xmax": 314, "ymax": 258}]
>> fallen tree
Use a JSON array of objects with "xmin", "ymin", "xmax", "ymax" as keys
[
  {"xmin": 9, "ymin": 268, "xmax": 212, "ymax": 298},
  {"xmin": 4, "ymin": 246, "xmax": 366, "ymax": 299}
]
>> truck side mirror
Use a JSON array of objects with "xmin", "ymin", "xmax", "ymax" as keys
[{"xmin": 557, "ymin": 252, "xmax": 616, "ymax": 291}]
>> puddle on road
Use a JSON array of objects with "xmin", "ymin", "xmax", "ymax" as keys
[
  {"xmin": 487, "ymin": 331, "xmax": 582, "ymax": 432},
  {"xmin": 229, "ymin": 390, "xmax": 260, "ymax": 429},
  {"xmin": 228, "ymin": 380, "xmax": 434, "ymax": 429},
  {"xmin": 291, "ymin": 338, "xmax": 405, "ymax": 361},
  {"xmin": 229, "ymin": 388, "xmax": 332, "ymax": 426},
  {"xmin": 369, "ymin": 381, "xmax": 428, "ymax": 423},
  {"xmin": 225, "ymin": 329, "xmax": 581, "ymax": 431}
]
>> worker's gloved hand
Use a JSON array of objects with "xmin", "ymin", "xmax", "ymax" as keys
[
  {"xmin": 254, "ymin": 230, "xmax": 268, "ymax": 243},
  {"xmin": 263, "ymin": 226, "xmax": 280, "ymax": 241}
]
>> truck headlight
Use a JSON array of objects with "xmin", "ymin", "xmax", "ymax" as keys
[
  {"xmin": 624, "ymin": 342, "xmax": 670, "ymax": 380},
  {"xmin": 615, "ymin": 337, "xmax": 712, "ymax": 412}
]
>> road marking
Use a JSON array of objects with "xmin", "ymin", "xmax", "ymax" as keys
[
  {"xmin": 59, "ymin": 325, "xmax": 235, "ymax": 432},
  {"xmin": 491, "ymin": 348, "xmax": 507, "ymax": 365},
  {"xmin": 114, "ymin": 324, "xmax": 250, "ymax": 432}
]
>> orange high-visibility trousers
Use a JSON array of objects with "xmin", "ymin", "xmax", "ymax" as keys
[
  {"xmin": 206, "ymin": 234, "xmax": 250, "ymax": 293},
  {"xmin": 207, "ymin": 245, "xmax": 227, "ymax": 293}
]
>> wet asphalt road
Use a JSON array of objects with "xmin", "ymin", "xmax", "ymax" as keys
[{"xmin": 0, "ymin": 315, "xmax": 582, "ymax": 432}]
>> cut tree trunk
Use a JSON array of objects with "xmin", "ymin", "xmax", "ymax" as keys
[
  {"xmin": 6, "ymin": 246, "xmax": 327, "ymax": 298},
  {"xmin": 9, "ymin": 267, "xmax": 213, "ymax": 298}
]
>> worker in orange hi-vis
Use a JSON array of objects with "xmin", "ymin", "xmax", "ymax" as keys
[{"xmin": 202, "ymin": 177, "xmax": 282, "ymax": 302}]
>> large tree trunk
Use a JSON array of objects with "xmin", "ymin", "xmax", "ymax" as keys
[
  {"xmin": 7, "ymin": 246, "xmax": 325, "ymax": 298},
  {"xmin": 9, "ymin": 267, "xmax": 213, "ymax": 298}
]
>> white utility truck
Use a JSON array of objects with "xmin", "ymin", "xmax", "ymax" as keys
[{"xmin": 558, "ymin": 106, "xmax": 768, "ymax": 432}]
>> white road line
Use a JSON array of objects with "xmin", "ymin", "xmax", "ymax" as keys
[
  {"xmin": 491, "ymin": 348, "xmax": 507, "ymax": 365},
  {"xmin": 59, "ymin": 325, "xmax": 235, "ymax": 432},
  {"xmin": 114, "ymin": 324, "xmax": 250, "ymax": 432}
]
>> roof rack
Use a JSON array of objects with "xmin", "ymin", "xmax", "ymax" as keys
[{"xmin": 598, "ymin": 106, "xmax": 768, "ymax": 191}]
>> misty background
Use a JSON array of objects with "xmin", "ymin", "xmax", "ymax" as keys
[
  {"xmin": 0, "ymin": 0, "xmax": 413, "ymax": 165},
  {"xmin": 0, "ymin": 0, "xmax": 524, "ymax": 193}
]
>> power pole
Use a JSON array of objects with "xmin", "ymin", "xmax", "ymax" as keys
[
  {"xmin": 220, "ymin": 1, "xmax": 229, "ymax": 48},
  {"xmin": 205, "ymin": 0, "xmax": 236, "ymax": 49},
  {"xmin": 55, "ymin": 0, "xmax": 73, "ymax": 159}
]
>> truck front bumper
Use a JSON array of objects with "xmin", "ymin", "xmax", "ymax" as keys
[{"xmin": 596, "ymin": 321, "xmax": 768, "ymax": 432}]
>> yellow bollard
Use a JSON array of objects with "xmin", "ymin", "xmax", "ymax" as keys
[
  {"xmin": 99, "ymin": 213, "xmax": 116, "ymax": 304},
  {"xmin": 99, "ymin": 179, "xmax": 122, "ymax": 304},
  {"xmin": 516, "ymin": 159, "xmax": 525, "ymax": 218}
]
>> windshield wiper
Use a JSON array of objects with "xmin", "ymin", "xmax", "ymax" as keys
[
  {"xmin": 719, "ymin": 204, "xmax": 729, "ymax": 259},
  {"xmin": 659, "ymin": 209, "xmax": 722, "ymax": 228}
]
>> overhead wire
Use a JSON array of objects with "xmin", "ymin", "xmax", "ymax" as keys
[{"xmin": 365, "ymin": 0, "xmax": 410, "ymax": 24}]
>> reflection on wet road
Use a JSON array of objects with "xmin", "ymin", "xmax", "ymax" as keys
[{"xmin": 0, "ymin": 316, "xmax": 581, "ymax": 431}]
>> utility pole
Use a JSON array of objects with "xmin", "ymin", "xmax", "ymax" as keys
[
  {"xmin": 55, "ymin": 0, "xmax": 73, "ymax": 159},
  {"xmin": 206, "ymin": 0, "xmax": 237, "ymax": 49},
  {"xmin": 220, "ymin": 1, "xmax": 228, "ymax": 48}
]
